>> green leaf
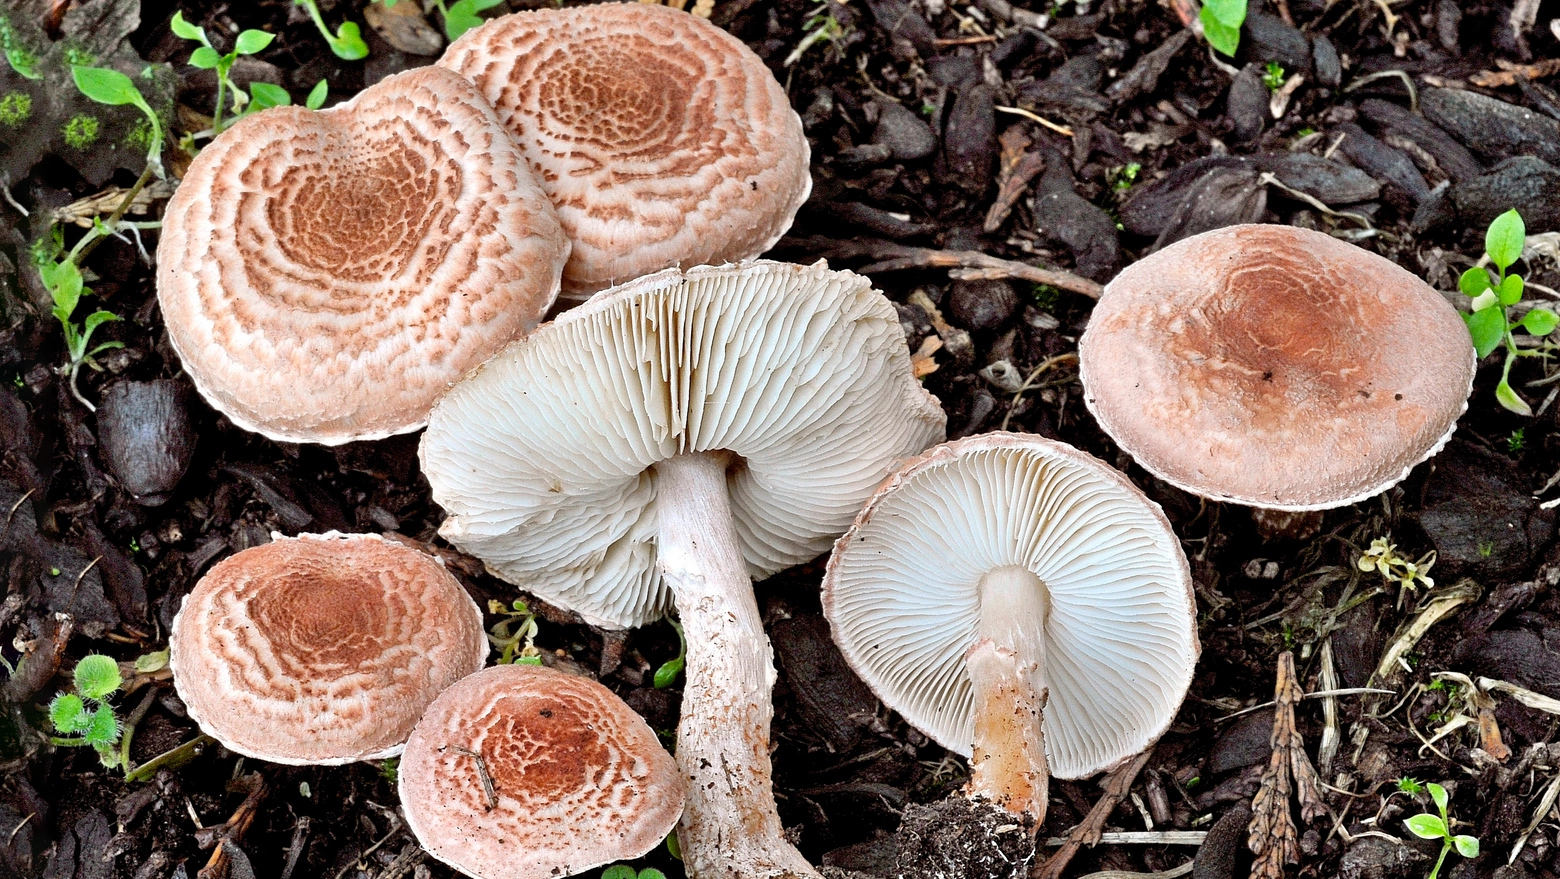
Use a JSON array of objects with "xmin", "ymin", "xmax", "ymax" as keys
[
  {"xmin": 1498, "ymin": 273, "xmax": 1524, "ymax": 306},
  {"xmin": 1429, "ymin": 782, "xmax": 1449, "ymax": 814},
  {"xmin": 383, "ymin": 0, "xmax": 399, "ymax": 6},
  {"xmin": 85, "ymin": 703, "xmax": 121, "ymax": 746},
  {"xmin": 1465, "ymin": 304, "xmax": 1506, "ymax": 359},
  {"xmin": 331, "ymin": 21, "xmax": 370, "ymax": 60},
  {"xmin": 74, "ymin": 654, "xmax": 122, "ymax": 700},
  {"xmin": 49, "ymin": 693, "xmax": 89, "ymax": 734},
  {"xmin": 1486, "ymin": 209, "xmax": 1526, "ymax": 270},
  {"xmin": 1199, "ymin": 9, "xmax": 1241, "ymax": 56},
  {"xmin": 638, "ymin": 870, "xmax": 668, "ymax": 879},
  {"xmin": 1405, "ymin": 813, "xmax": 1447, "ymax": 839},
  {"xmin": 1453, "ymin": 835, "xmax": 1479, "ymax": 858},
  {"xmin": 444, "ymin": 0, "xmax": 505, "ymax": 41},
  {"xmin": 41, "ymin": 259, "xmax": 84, "ymax": 320},
  {"xmin": 234, "ymin": 30, "xmax": 275, "ymax": 55},
  {"xmin": 83, "ymin": 310, "xmax": 121, "ymax": 336},
  {"xmin": 248, "ymin": 82, "xmax": 291, "ymax": 109},
  {"xmin": 169, "ymin": 11, "xmax": 205, "ymax": 42},
  {"xmin": 188, "ymin": 46, "xmax": 221, "ymax": 69},
  {"xmin": 1459, "ymin": 266, "xmax": 1493, "ymax": 297},
  {"xmin": 134, "ymin": 649, "xmax": 170, "ymax": 674},
  {"xmin": 1523, "ymin": 307, "xmax": 1559, "ymax": 337},
  {"xmin": 515, "ymin": 655, "xmax": 543, "ymax": 666},
  {"xmin": 601, "ymin": 867, "xmax": 637, "ymax": 879},
  {"xmin": 1203, "ymin": 0, "xmax": 1248, "ymax": 26},
  {"xmin": 653, "ymin": 655, "xmax": 684, "ymax": 689},
  {"xmin": 305, "ymin": 78, "xmax": 329, "ymax": 110},
  {"xmin": 1496, "ymin": 378, "xmax": 1532, "ymax": 416},
  {"xmin": 72, "ymin": 66, "xmax": 141, "ymax": 106}
]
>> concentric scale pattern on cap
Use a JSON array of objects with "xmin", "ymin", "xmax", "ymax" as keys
[
  {"xmin": 157, "ymin": 65, "xmax": 568, "ymax": 444},
  {"xmin": 399, "ymin": 664, "xmax": 685, "ymax": 879},
  {"xmin": 440, "ymin": 4, "xmax": 810, "ymax": 295},
  {"xmin": 170, "ymin": 533, "xmax": 489, "ymax": 765},
  {"xmin": 823, "ymin": 434, "xmax": 1198, "ymax": 779},
  {"xmin": 1079, "ymin": 224, "xmax": 1475, "ymax": 510}
]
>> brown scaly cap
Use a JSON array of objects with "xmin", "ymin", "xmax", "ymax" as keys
[
  {"xmin": 398, "ymin": 664, "xmax": 686, "ymax": 879},
  {"xmin": 1079, "ymin": 224, "xmax": 1475, "ymax": 511},
  {"xmin": 169, "ymin": 533, "xmax": 488, "ymax": 765},
  {"xmin": 439, "ymin": 3, "xmax": 811, "ymax": 298},
  {"xmin": 156, "ymin": 65, "xmax": 569, "ymax": 445}
]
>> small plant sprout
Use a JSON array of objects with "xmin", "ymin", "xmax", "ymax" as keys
[
  {"xmin": 601, "ymin": 867, "xmax": 668, "ymax": 879},
  {"xmin": 1262, "ymin": 61, "xmax": 1286, "ymax": 91},
  {"xmin": 784, "ymin": 4, "xmax": 847, "ymax": 67},
  {"xmin": 0, "ymin": 17, "xmax": 40, "ymax": 79},
  {"xmin": 1461, "ymin": 209, "xmax": 1555, "ymax": 416},
  {"xmin": 1199, "ymin": 0, "xmax": 1247, "ymax": 56},
  {"xmin": 48, "ymin": 654, "xmax": 125, "ymax": 768},
  {"xmin": 1404, "ymin": 783, "xmax": 1479, "ymax": 879},
  {"xmin": 1508, "ymin": 428, "xmax": 1526, "ymax": 453},
  {"xmin": 1397, "ymin": 776, "xmax": 1425, "ymax": 795},
  {"xmin": 71, "ymin": 66, "xmax": 166, "ymax": 179},
  {"xmin": 653, "ymin": 619, "xmax": 686, "ymax": 689},
  {"xmin": 169, "ymin": 12, "xmax": 279, "ymax": 134},
  {"xmin": 1357, "ymin": 537, "xmax": 1435, "ymax": 604},
  {"xmin": 1108, "ymin": 162, "xmax": 1142, "ymax": 194},
  {"xmin": 33, "ymin": 226, "xmax": 126, "ymax": 411},
  {"xmin": 294, "ymin": 0, "xmax": 369, "ymax": 61},
  {"xmin": 486, "ymin": 599, "xmax": 543, "ymax": 666},
  {"xmin": 381, "ymin": 0, "xmax": 504, "ymax": 43}
]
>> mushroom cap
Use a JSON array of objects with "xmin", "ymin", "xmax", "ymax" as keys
[
  {"xmin": 821, "ymin": 433, "xmax": 1198, "ymax": 779},
  {"xmin": 438, "ymin": 4, "xmax": 810, "ymax": 297},
  {"xmin": 1078, "ymin": 224, "xmax": 1475, "ymax": 511},
  {"xmin": 398, "ymin": 663, "xmax": 685, "ymax": 879},
  {"xmin": 156, "ymin": 65, "xmax": 569, "ymax": 445},
  {"xmin": 420, "ymin": 260, "xmax": 945, "ymax": 628},
  {"xmin": 169, "ymin": 532, "xmax": 488, "ymax": 765}
]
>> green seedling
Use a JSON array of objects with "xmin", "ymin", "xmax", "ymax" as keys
[
  {"xmin": 381, "ymin": 0, "xmax": 505, "ymax": 43},
  {"xmin": 653, "ymin": 618, "xmax": 686, "ymax": 689},
  {"xmin": 33, "ymin": 226, "xmax": 126, "ymax": 411},
  {"xmin": 1404, "ymin": 782, "xmax": 1479, "ymax": 879},
  {"xmin": 295, "ymin": 0, "xmax": 369, "ymax": 61},
  {"xmin": 1357, "ymin": 536, "xmax": 1435, "ymax": 601},
  {"xmin": 487, "ymin": 599, "xmax": 544, "ymax": 666},
  {"xmin": 600, "ymin": 867, "xmax": 668, "ymax": 879},
  {"xmin": 48, "ymin": 654, "xmax": 125, "ymax": 768},
  {"xmin": 169, "ymin": 12, "xmax": 277, "ymax": 134},
  {"xmin": 71, "ymin": 65, "xmax": 166, "ymax": 178},
  {"xmin": 784, "ymin": 4, "xmax": 847, "ymax": 67},
  {"xmin": 1397, "ymin": 776, "xmax": 1424, "ymax": 795},
  {"xmin": 1108, "ymin": 162, "xmax": 1142, "ymax": 195},
  {"xmin": 1508, "ymin": 428, "xmax": 1526, "ymax": 453},
  {"xmin": 0, "ymin": 17, "xmax": 40, "ymax": 79},
  {"xmin": 1262, "ymin": 61, "xmax": 1285, "ymax": 91},
  {"xmin": 1462, "ymin": 209, "xmax": 1554, "ymax": 416},
  {"xmin": 1199, "ymin": 0, "xmax": 1246, "ymax": 56}
]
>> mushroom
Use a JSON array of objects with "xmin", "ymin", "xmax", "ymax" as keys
[
  {"xmin": 419, "ymin": 260, "xmax": 944, "ymax": 878},
  {"xmin": 438, "ymin": 4, "xmax": 810, "ymax": 300},
  {"xmin": 821, "ymin": 432, "xmax": 1199, "ymax": 826},
  {"xmin": 1078, "ymin": 224, "xmax": 1474, "ymax": 528},
  {"xmin": 156, "ymin": 65, "xmax": 569, "ymax": 445},
  {"xmin": 170, "ymin": 532, "xmax": 488, "ymax": 765},
  {"xmin": 399, "ymin": 663, "xmax": 685, "ymax": 879}
]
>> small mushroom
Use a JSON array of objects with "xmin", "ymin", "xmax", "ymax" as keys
[
  {"xmin": 1079, "ymin": 224, "xmax": 1474, "ymax": 516},
  {"xmin": 821, "ymin": 433, "xmax": 1199, "ymax": 825},
  {"xmin": 157, "ymin": 65, "xmax": 569, "ymax": 445},
  {"xmin": 170, "ymin": 532, "xmax": 488, "ymax": 765},
  {"xmin": 420, "ymin": 260, "xmax": 944, "ymax": 879},
  {"xmin": 399, "ymin": 664, "xmax": 685, "ymax": 879},
  {"xmin": 439, "ymin": 4, "xmax": 811, "ymax": 299}
]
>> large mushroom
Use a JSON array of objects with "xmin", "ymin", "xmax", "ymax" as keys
[
  {"xmin": 399, "ymin": 664, "xmax": 686, "ymax": 879},
  {"xmin": 1078, "ymin": 224, "xmax": 1474, "ymax": 525},
  {"xmin": 157, "ymin": 65, "xmax": 568, "ymax": 444},
  {"xmin": 438, "ymin": 4, "xmax": 810, "ymax": 299},
  {"xmin": 420, "ymin": 260, "xmax": 944, "ymax": 878},
  {"xmin": 822, "ymin": 433, "xmax": 1198, "ymax": 829},
  {"xmin": 169, "ymin": 532, "xmax": 488, "ymax": 765}
]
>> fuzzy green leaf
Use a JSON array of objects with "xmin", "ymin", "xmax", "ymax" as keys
[
  {"xmin": 1453, "ymin": 835, "xmax": 1479, "ymax": 858},
  {"xmin": 1523, "ymin": 307, "xmax": 1559, "ymax": 337},
  {"xmin": 305, "ymin": 79, "xmax": 328, "ymax": 110},
  {"xmin": 1498, "ymin": 273, "xmax": 1524, "ymax": 306},
  {"xmin": 188, "ymin": 46, "xmax": 220, "ymax": 69},
  {"xmin": 169, "ymin": 11, "xmax": 205, "ymax": 42},
  {"xmin": 85, "ymin": 703, "xmax": 121, "ymax": 746},
  {"xmin": 638, "ymin": 870, "xmax": 668, "ymax": 879},
  {"xmin": 1459, "ymin": 266, "xmax": 1493, "ymax": 297},
  {"xmin": 1487, "ymin": 209, "xmax": 1526, "ymax": 271},
  {"xmin": 1405, "ymin": 813, "xmax": 1447, "ymax": 839},
  {"xmin": 71, "ymin": 66, "xmax": 141, "ymax": 106},
  {"xmin": 74, "ymin": 654, "xmax": 122, "ymax": 700},
  {"xmin": 49, "ymin": 693, "xmax": 89, "ymax": 734},
  {"xmin": 234, "ymin": 30, "xmax": 275, "ymax": 55},
  {"xmin": 1496, "ymin": 378, "xmax": 1532, "ymax": 416},
  {"xmin": 1465, "ymin": 304, "xmax": 1506, "ymax": 359},
  {"xmin": 601, "ymin": 868, "xmax": 636, "ymax": 879}
]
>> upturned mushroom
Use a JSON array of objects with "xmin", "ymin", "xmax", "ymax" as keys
[
  {"xmin": 420, "ymin": 260, "xmax": 944, "ymax": 878},
  {"xmin": 399, "ymin": 663, "xmax": 685, "ymax": 879},
  {"xmin": 170, "ymin": 532, "xmax": 488, "ymax": 765},
  {"xmin": 157, "ymin": 65, "xmax": 569, "ymax": 444},
  {"xmin": 822, "ymin": 433, "xmax": 1199, "ymax": 826},
  {"xmin": 438, "ymin": 4, "xmax": 810, "ymax": 299},
  {"xmin": 1078, "ymin": 224, "xmax": 1474, "ymax": 530}
]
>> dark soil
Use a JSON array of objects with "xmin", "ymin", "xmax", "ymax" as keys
[{"xmin": 2, "ymin": 0, "xmax": 1560, "ymax": 877}]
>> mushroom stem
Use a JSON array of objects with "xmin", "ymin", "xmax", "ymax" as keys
[
  {"xmin": 966, "ymin": 565, "xmax": 1051, "ymax": 824},
  {"xmin": 652, "ymin": 451, "xmax": 822, "ymax": 879}
]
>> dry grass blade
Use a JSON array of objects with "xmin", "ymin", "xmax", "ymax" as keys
[{"xmin": 1470, "ymin": 58, "xmax": 1560, "ymax": 87}]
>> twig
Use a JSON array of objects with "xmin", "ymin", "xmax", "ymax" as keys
[
  {"xmin": 784, "ymin": 237, "xmax": 1104, "ymax": 298},
  {"xmin": 1031, "ymin": 749, "xmax": 1154, "ymax": 879},
  {"xmin": 70, "ymin": 164, "xmax": 156, "ymax": 268},
  {"xmin": 1214, "ymin": 687, "xmax": 1397, "ymax": 722},
  {"xmin": 124, "ymin": 735, "xmax": 214, "ymax": 783},
  {"xmin": 198, "ymin": 773, "xmax": 268, "ymax": 879},
  {"xmin": 1077, "ymin": 864, "xmax": 1194, "ymax": 879},
  {"xmin": 280, "ymin": 817, "xmax": 312, "ymax": 879},
  {"xmin": 1257, "ymin": 173, "xmax": 1375, "ymax": 230},
  {"xmin": 1341, "ymin": 70, "xmax": 1418, "ymax": 114},
  {"xmin": 1248, "ymin": 652, "xmax": 1326, "ymax": 879},
  {"xmin": 1000, "ymin": 353, "xmax": 1078, "ymax": 431},
  {"xmin": 447, "ymin": 745, "xmax": 498, "ymax": 810},
  {"xmin": 1040, "ymin": 831, "xmax": 1207, "ymax": 847},
  {"xmin": 995, "ymin": 105, "xmax": 1074, "ymax": 136}
]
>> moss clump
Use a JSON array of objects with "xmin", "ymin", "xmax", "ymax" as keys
[
  {"xmin": 61, "ymin": 44, "xmax": 95, "ymax": 68},
  {"xmin": 63, "ymin": 114, "xmax": 99, "ymax": 149},
  {"xmin": 0, "ymin": 92, "xmax": 30, "ymax": 126},
  {"xmin": 124, "ymin": 117, "xmax": 154, "ymax": 151}
]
